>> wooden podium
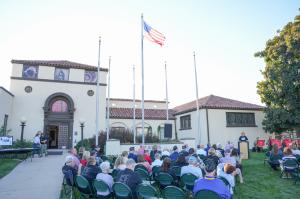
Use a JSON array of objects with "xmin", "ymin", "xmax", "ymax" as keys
[{"xmin": 238, "ymin": 141, "xmax": 249, "ymax": 160}]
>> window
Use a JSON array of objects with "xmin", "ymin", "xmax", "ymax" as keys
[
  {"xmin": 180, "ymin": 115, "xmax": 191, "ymax": 130},
  {"xmin": 22, "ymin": 65, "xmax": 38, "ymax": 79},
  {"xmin": 226, "ymin": 112, "xmax": 256, "ymax": 127},
  {"xmin": 51, "ymin": 100, "xmax": 68, "ymax": 112},
  {"xmin": 54, "ymin": 68, "xmax": 69, "ymax": 81},
  {"xmin": 84, "ymin": 71, "xmax": 97, "ymax": 83}
]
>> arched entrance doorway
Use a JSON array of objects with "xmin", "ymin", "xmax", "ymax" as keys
[{"xmin": 43, "ymin": 93, "xmax": 74, "ymax": 149}]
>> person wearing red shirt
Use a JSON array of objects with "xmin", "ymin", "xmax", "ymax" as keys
[{"xmin": 143, "ymin": 150, "xmax": 152, "ymax": 164}]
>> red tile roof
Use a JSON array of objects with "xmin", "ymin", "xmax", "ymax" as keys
[
  {"xmin": 110, "ymin": 108, "xmax": 175, "ymax": 120},
  {"xmin": 11, "ymin": 59, "xmax": 108, "ymax": 72},
  {"xmin": 173, "ymin": 95, "xmax": 264, "ymax": 115}
]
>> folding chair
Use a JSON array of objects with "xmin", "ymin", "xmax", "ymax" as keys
[
  {"xmin": 195, "ymin": 189, "xmax": 221, "ymax": 199},
  {"xmin": 75, "ymin": 175, "xmax": 94, "ymax": 199},
  {"xmin": 181, "ymin": 173, "xmax": 198, "ymax": 192},
  {"xmin": 137, "ymin": 183, "xmax": 159, "ymax": 199},
  {"xmin": 163, "ymin": 185, "xmax": 186, "ymax": 199},
  {"xmin": 93, "ymin": 179, "xmax": 113, "ymax": 199},
  {"xmin": 112, "ymin": 182, "xmax": 133, "ymax": 199}
]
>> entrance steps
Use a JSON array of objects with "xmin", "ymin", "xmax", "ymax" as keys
[{"xmin": 47, "ymin": 149, "xmax": 64, "ymax": 155}]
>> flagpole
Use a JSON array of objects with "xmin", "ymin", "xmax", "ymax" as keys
[
  {"xmin": 193, "ymin": 51, "xmax": 201, "ymax": 145},
  {"xmin": 164, "ymin": 61, "xmax": 169, "ymax": 122},
  {"xmin": 95, "ymin": 36, "xmax": 101, "ymax": 146},
  {"xmin": 141, "ymin": 13, "xmax": 145, "ymax": 146},
  {"xmin": 106, "ymin": 56, "xmax": 111, "ymax": 140},
  {"xmin": 133, "ymin": 65, "xmax": 136, "ymax": 144}
]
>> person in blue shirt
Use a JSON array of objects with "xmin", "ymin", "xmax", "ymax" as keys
[
  {"xmin": 128, "ymin": 147, "xmax": 137, "ymax": 162},
  {"xmin": 193, "ymin": 159, "xmax": 231, "ymax": 199},
  {"xmin": 170, "ymin": 145, "xmax": 179, "ymax": 161}
]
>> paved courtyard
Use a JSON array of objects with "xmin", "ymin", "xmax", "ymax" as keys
[{"xmin": 0, "ymin": 153, "xmax": 66, "ymax": 199}]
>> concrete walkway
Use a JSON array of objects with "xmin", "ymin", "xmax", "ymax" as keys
[{"xmin": 0, "ymin": 153, "xmax": 67, "ymax": 199}]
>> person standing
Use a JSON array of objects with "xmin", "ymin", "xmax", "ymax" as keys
[
  {"xmin": 239, "ymin": 132, "xmax": 248, "ymax": 142},
  {"xmin": 33, "ymin": 132, "xmax": 42, "ymax": 157},
  {"xmin": 40, "ymin": 132, "xmax": 48, "ymax": 156}
]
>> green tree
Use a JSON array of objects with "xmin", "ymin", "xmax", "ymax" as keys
[{"xmin": 255, "ymin": 11, "xmax": 300, "ymax": 134}]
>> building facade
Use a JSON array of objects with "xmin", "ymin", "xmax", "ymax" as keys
[
  {"xmin": 1, "ymin": 59, "xmax": 268, "ymax": 149},
  {"xmin": 108, "ymin": 98, "xmax": 175, "ymax": 140},
  {"xmin": 7, "ymin": 60, "xmax": 108, "ymax": 148},
  {"xmin": 173, "ymin": 95, "xmax": 268, "ymax": 148}
]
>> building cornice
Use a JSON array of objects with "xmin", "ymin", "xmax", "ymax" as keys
[{"xmin": 10, "ymin": 77, "xmax": 107, "ymax": 86}]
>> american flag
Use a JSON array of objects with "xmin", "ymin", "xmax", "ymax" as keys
[{"xmin": 143, "ymin": 21, "xmax": 166, "ymax": 46}]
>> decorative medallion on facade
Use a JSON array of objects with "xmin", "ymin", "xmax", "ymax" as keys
[
  {"xmin": 84, "ymin": 71, "xmax": 97, "ymax": 83},
  {"xmin": 54, "ymin": 68, "xmax": 69, "ymax": 81},
  {"xmin": 24, "ymin": 86, "xmax": 33, "ymax": 93},
  {"xmin": 22, "ymin": 65, "xmax": 38, "ymax": 79},
  {"xmin": 87, "ymin": 90, "xmax": 94, "ymax": 96}
]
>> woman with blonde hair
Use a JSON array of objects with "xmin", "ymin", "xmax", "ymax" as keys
[
  {"xmin": 114, "ymin": 156, "xmax": 126, "ymax": 170},
  {"xmin": 80, "ymin": 151, "xmax": 90, "ymax": 167}
]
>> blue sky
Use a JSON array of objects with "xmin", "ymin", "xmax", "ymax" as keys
[{"xmin": 0, "ymin": 0, "xmax": 299, "ymax": 107}]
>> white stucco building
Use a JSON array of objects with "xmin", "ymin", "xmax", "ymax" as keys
[
  {"xmin": 108, "ymin": 98, "xmax": 175, "ymax": 140},
  {"xmin": 173, "ymin": 95, "xmax": 268, "ymax": 148},
  {"xmin": 6, "ymin": 60, "xmax": 108, "ymax": 148},
  {"xmin": 0, "ymin": 59, "xmax": 268, "ymax": 149}
]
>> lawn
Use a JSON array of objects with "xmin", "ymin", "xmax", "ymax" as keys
[
  {"xmin": 0, "ymin": 159, "xmax": 21, "ymax": 179},
  {"xmin": 60, "ymin": 152, "xmax": 300, "ymax": 199},
  {"xmin": 233, "ymin": 152, "xmax": 300, "ymax": 199}
]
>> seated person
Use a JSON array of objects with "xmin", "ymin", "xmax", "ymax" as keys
[
  {"xmin": 162, "ymin": 148, "xmax": 170, "ymax": 157},
  {"xmin": 69, "ymin": 148, "xmax": 80, "ymax": 170},
  {"xmin": 80, "ymin": 151, "xmax": 90, "ymax": 167},
  {"xmin": 128, "ymin": 147, "xmax": 138, "ymax": 162},
  {"xmin": 173, "ymin": 154, "xmax": 188, "ymax": 167},
  {"xmin": 137, "ymin": 154, "xmax": 152, "ymax": 173},
  {"xmin": 160, "ymin": 157, "xmax": 177, "ymax": 182},
  {"xmin": 212, "ymin": 144, "xmax": 223, "ymax": 158},
  {"xmin": 280, "ymin": 147, "xmax": 298, "ymax": 174},
  {"xmin": 197, "ymin": 144, "xmax": 207, "ymax": 157},
  {"xmin": 116, "ymin": 159, "xmax": 142, "ymax": 199},
  {"xmin": 193, "ymin": 159, "xmax": 231, "ymax": 199},
  {"xmin": 143, "ymin": 150, "xmax": 152, "ymax": 164},
  {"xmin": 291, "ymin": 143, "xmax": 300, "ymax": 156},
  {"xmin": 96, "ymin": 161, "xmax": 113, "ymax": 197},
  {"xmin": 82, "ymin": 156, "xmax": 101, "ymax": 183},
  {"xmin": 217, "ymin": 143, "xmax": 225, "ymax": 157},
  {"xmin": 217, "ymin": 163, "xmax": 236, "ymax": 194},
  {"xmin": 268, "ymin": 144, "xmax": 282, "ymax": 170},
  {"xmin": 205, "ymin": 148, "xmax": 220, "ymax": 167},
  {"xmin": 151, "ymin": 153, "xmax": 163, "ymax": 167},
  {"xmin": 62, "ymin": 156, "xmax": 78, "ymax": 184},
  {"xmin": 114, "ymin": 156, "xmax": 127, "ymax": 170},
  {"xmin": 220, "ymin": 149, "xmax": 236, "ymax": 166},
  {"xmin": 170, "ymin": 145, "xmax": 180, "ymax": 161},
  {"xmin": 181, "ymin": 156, "xmax": 203, "ymax": 178},
  {"xmin": 150, "ymin": 145, "xmax": 160, "ymax": 162}
]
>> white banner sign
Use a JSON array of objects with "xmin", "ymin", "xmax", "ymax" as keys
[{"xmin": 0, "ymin": 136, "xmax": 13, "ymax": 146}]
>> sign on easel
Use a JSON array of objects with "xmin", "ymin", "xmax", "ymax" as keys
[{"xmin": 0, "ymin": 136, "xmax": 13, "ymax": 146}]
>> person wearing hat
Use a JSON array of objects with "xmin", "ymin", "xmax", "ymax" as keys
[
  {"xmin": 181, "ymin": 156, "xmax": 203, "ymax": 178},
  {"xmin": 193, "ymin": 159, "xmax": 231, "ymax": 199}
]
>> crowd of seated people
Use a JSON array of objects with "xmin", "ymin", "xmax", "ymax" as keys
[
  {"xmin": 61, "ymin": 142, "xmax": 245, "ymax": 199},
  {"xmin": 265, "ymin": 140, "xmax": 300, "ymax": 179}
]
